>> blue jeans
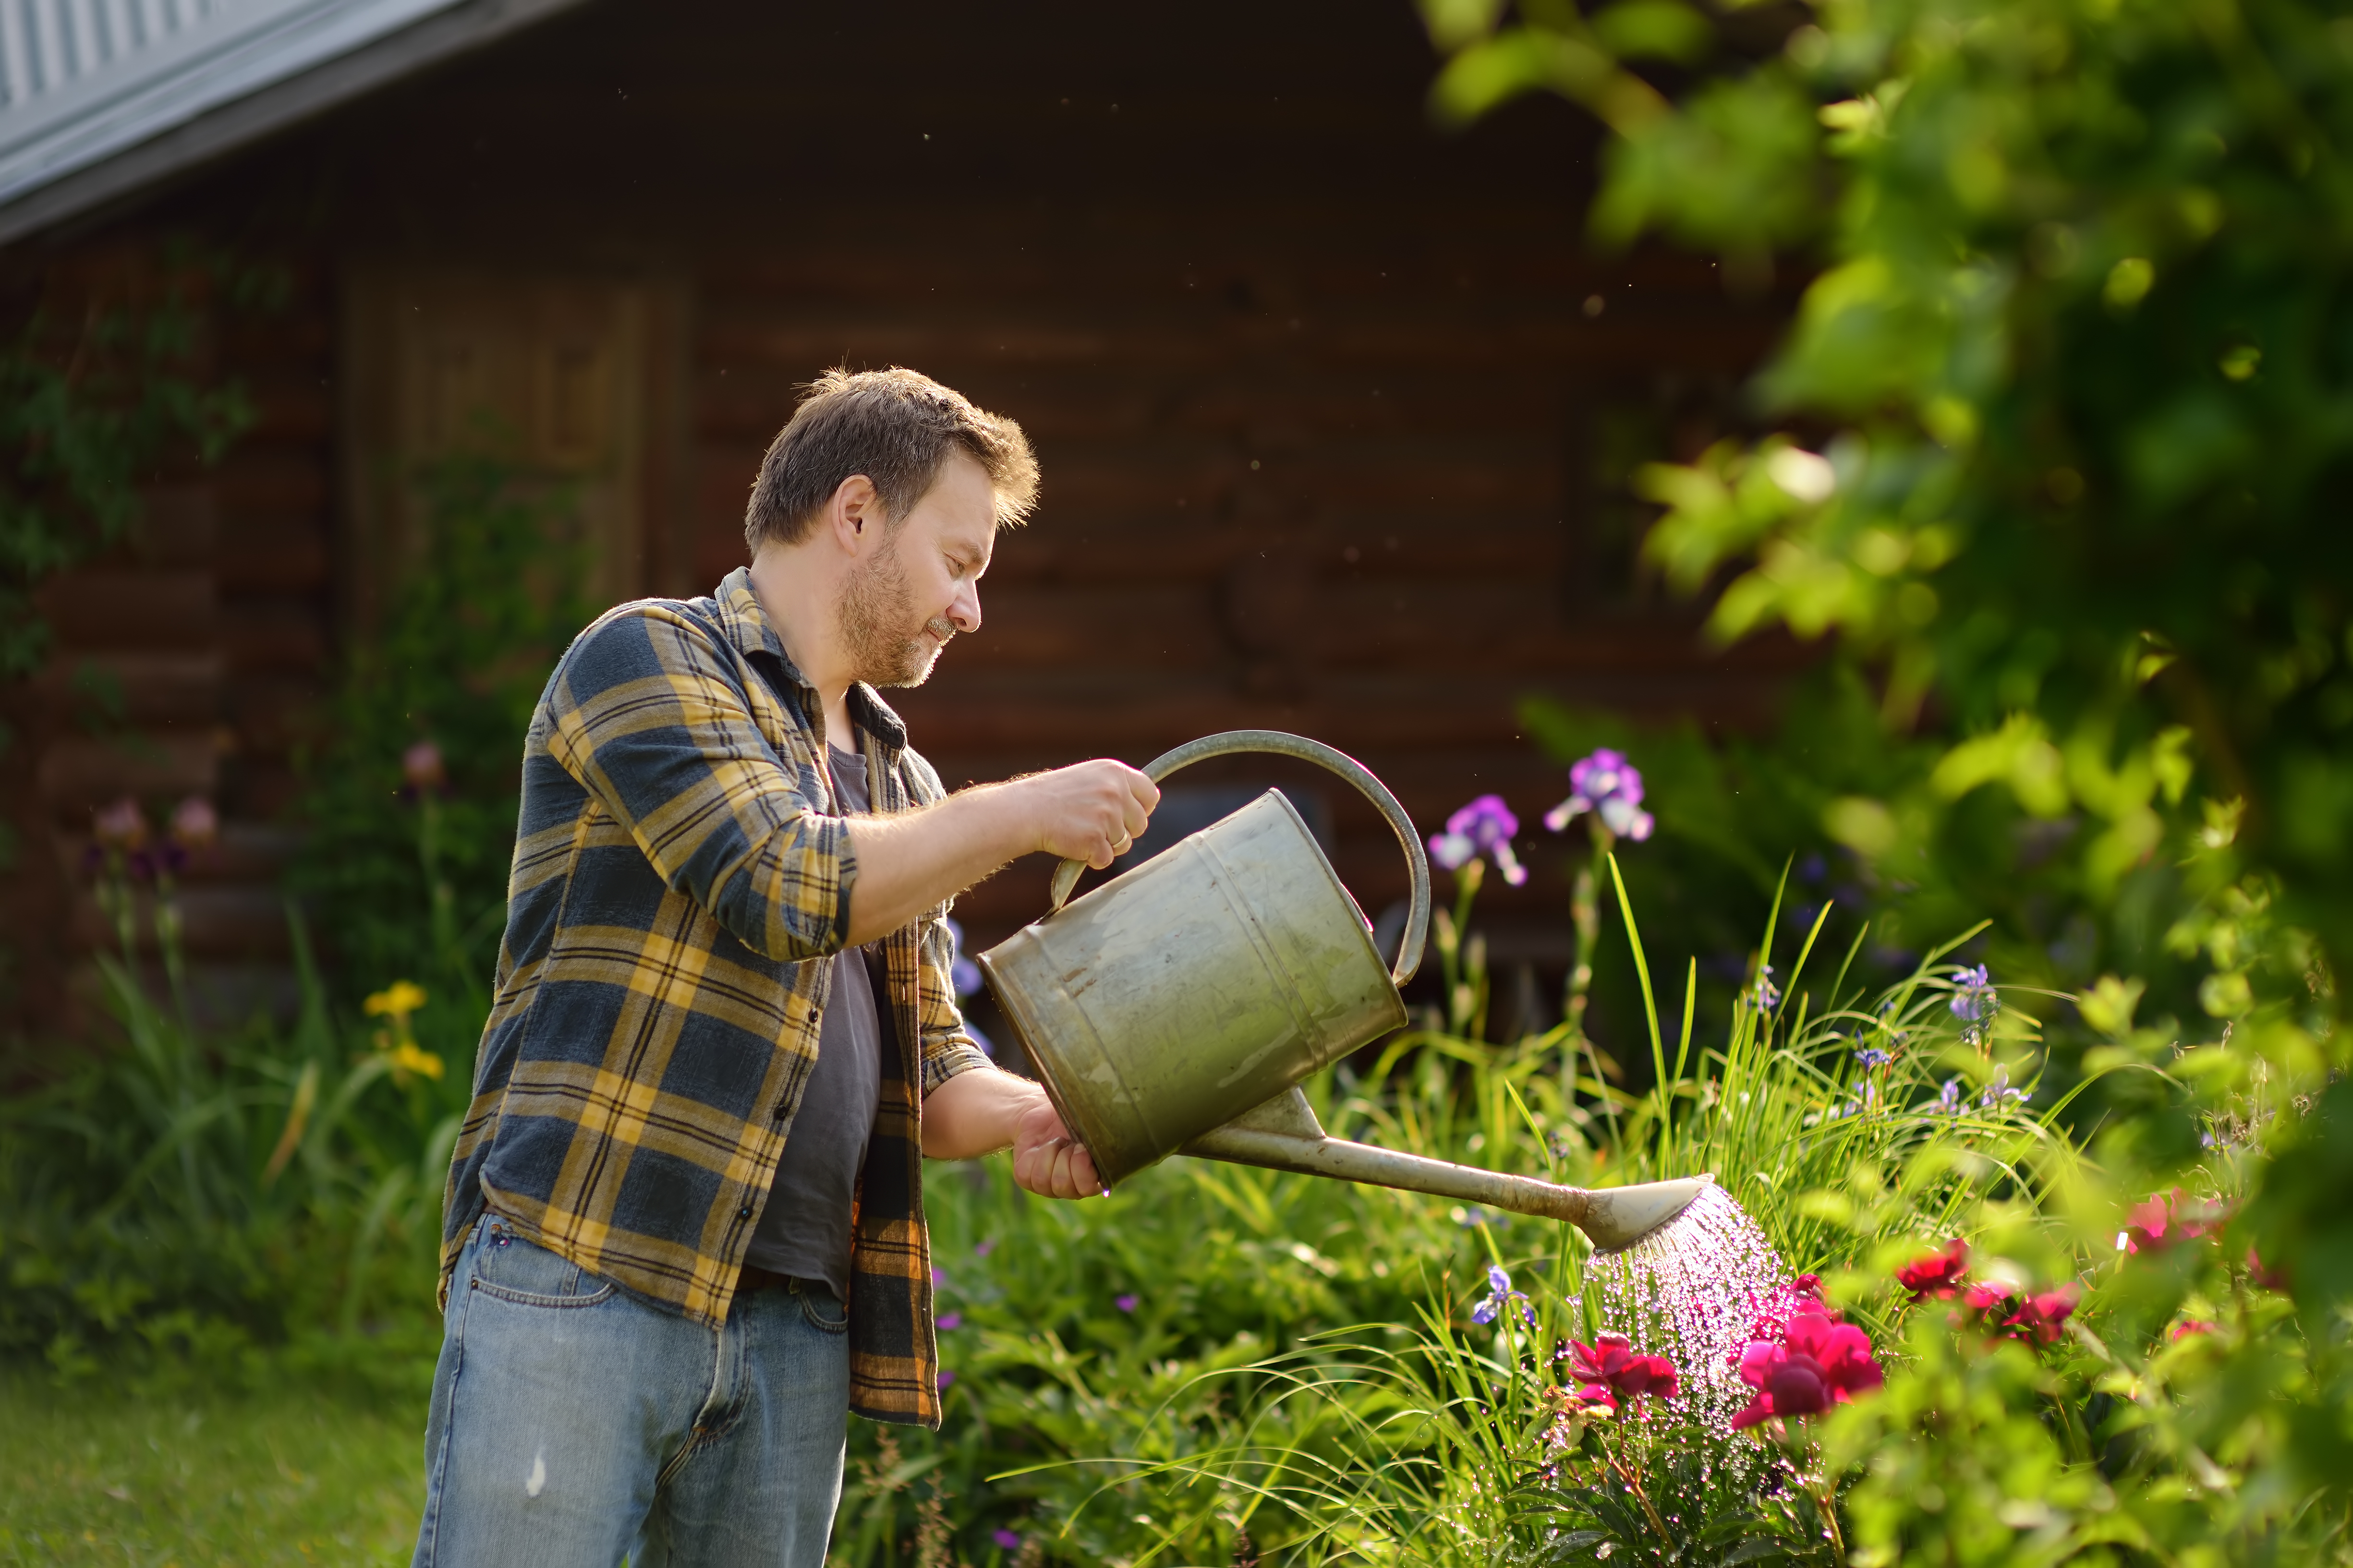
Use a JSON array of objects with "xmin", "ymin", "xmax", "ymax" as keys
[{"xmin": 413, "ymin": 1214, "xmax": 850, "ymax": 1567}]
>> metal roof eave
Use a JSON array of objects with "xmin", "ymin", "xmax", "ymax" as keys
[{"xmin": 0, "ymin": 0, "xmax": 586, "ymax": 249}]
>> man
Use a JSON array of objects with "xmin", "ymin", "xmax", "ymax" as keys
[{"xmin": 413, "ymin": 367, "xmax": 1159, "ymax": 1567}]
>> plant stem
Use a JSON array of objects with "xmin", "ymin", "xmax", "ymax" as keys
[
  {"xmin": 1563, "ymin": 833, "xmax": 1619, "ymax": 1146},
  {"xmin": 1603, "ymin": 1434, "xmax": 1674, "ymax": 1549}
]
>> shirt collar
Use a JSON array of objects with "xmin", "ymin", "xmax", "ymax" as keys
[{"xmin": 712, "ymin": 567, "xmax": 909, "ymax": 753}]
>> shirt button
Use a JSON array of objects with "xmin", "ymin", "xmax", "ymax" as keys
[
  {"xmin": 771, "ymin": 1102, "xmax": 788, "ymax": 1120},
  {"xmin": 737, "ymin": 1206, "xmax": 753, "ymax": 1220}
]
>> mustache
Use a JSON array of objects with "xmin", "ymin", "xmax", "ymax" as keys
[{"xmin": 922, "ymin": 616, "xmax": 957, "ymax": 647}]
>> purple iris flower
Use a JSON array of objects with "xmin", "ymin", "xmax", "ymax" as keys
[
  {"xmin": 1949, "ymin": 964, "xmax": 1996, "ymax": 1022},
  {"xmin": 1542, "ymin": 748, "xmax": 1655, "ymax": 842},
  {"xmin": 993, "ymin": 1530, "xmax": 1023, "ymax": 1552},
  {"xmin": 1470, "ymin": 1264, "xmax": 1534, "ymax": 1327},
  {"xmin": 1428, "ymin": 795, "xmax": 1528, "ymax": 885}
]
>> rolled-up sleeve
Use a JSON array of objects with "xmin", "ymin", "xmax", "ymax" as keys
[
  {"xmin": 916, "ymin": 916, "xmax": 992, "ymax": 1096},
  {"xmin": 545, "ymin": 604, "xmax": 853, "ymax": 964}
]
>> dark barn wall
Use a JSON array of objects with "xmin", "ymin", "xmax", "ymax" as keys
[{"xmin": 4, "ymin": 0, "xmax": 1802, "ymax": 1031}]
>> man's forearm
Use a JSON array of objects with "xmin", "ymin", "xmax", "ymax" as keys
[
  {"xmin": 921, "ymin": 1065, "xmax": 1039, "ymax": 1158},
  {"xmin": 839, "ymin": 759, "xmax": 1160, "ymax": 946},
  {"xmin": 841, "ymin": 787, "xmax": 1031, "ymax": 946}
]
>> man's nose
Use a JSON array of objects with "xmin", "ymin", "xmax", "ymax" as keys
[{"xmin": 950, "ymin": 582, "xmax": 982, "ymax": 635}]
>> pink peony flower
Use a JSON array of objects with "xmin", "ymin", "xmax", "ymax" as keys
[
  {"xmin": 2123, "ymin": 1189, "xmax": 2215, "ymax": 1254},
  {"xmin": 1897, "ymin": 1238, "xmax": 1971, "ymax": 1301},
  {"xmin": 1566, "ymin": 1332, "xmax": 1680, "ymax": 1402},
  {"xmin": 1731, "ymin": 1312, "xmax": 1882, "ymax": 1430}
]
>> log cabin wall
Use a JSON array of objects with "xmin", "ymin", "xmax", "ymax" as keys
[{"xmin": 1, "ymin": 0, "xmax": 1805, "ymax": 1037}]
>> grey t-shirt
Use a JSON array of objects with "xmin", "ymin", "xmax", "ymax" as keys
[{"xmin": 743, "ymin": 740, "xmax": 885, "ymax": 1297}]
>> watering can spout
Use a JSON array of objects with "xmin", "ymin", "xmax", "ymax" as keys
[{"xmin": 1179, "ymin": 1088, "xmax": 1712, "ymax": 1254}]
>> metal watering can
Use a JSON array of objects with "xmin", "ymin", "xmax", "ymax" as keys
[{"xmin": 976, "ymin": 730, "xmax": 1710, "ymax": 1253}]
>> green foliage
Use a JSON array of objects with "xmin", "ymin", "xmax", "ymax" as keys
[
  {"xmin": 0, "ymin": 261, "xmax": 252, "ymax": 681},
  {"xmin": 0, "ymin": 888, "xmax": 448, "ymax": 1392},
  {"xmin": 291, "ymin": 452, "xmax": 590, "ymax": 1067}
]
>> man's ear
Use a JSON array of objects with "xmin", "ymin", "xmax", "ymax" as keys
[{"xmin": 829, "ymin": 474, "xmax": 881, "ymax": 552}]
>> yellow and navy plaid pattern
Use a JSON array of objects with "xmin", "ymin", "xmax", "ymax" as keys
[{"xmin": 439, "ymin": 567, "xmax": 989, "ymax": 1429}]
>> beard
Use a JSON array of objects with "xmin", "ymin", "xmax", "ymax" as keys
[{"xmin": 836, "ymin": 537, "xmax": 955, "ymax": 688}]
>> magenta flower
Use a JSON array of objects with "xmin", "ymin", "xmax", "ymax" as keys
[
  {"xmin": 992, "ymin": 1529, "xmax": 1023, "ymax": 1552},
  {"xmin": 1896, "ymin": 1239, "xmax": 1970, "ymax": 1302},
  {"xmin": 936, "ymin": 1312, "xmax": 963, "ymax": 1331},
  {"xmin": 936, "ymin": 1369, "xmax": 956, "ymax": 1390},
  {"xmin": 974, "ymin": 1237, "xmax": 997, "ymax": 1257},
  {"xmin": 1429, "ymin": 795, "xmax": 1528, "ymax": 885},
  {"xmin": 1731, "ymin": 1312, "xmax": 1882, "ymax": 1429},
  {"xmin": 1566, "ymin": 1332, "xmax": 1679, "ymax": 1401},
  {"xmin": 1542, "ymin": 748, "xmax": 1654, "ymax": 842},
  {"xmin": 1114, "ymin": 1293, "xmax": 1139, "ymax": 1313}
]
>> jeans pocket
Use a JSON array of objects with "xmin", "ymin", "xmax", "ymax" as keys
[
  {"xmin": 794, "ymin": 1281, "xmax": 849, "ymax": 1334},
  {"xmin": 472, "ymin": 1218, "xmax": 619, "ymax": 1309}
]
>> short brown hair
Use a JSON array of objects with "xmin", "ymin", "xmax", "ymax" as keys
[{"xmin": 742, "ymin": 367, "xmax": 1039, "ymax": 551}]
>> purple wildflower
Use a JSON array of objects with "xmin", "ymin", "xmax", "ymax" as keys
[
  {"xmin": 974, "ymin": 1237, "xmax": 997, "ymax": 1257},
  {"xmin": 993, "ymin": 1530, "xmax": 1023, "ymax": 1552},
  {"xmin": 1854, "ymin": 1046, "xmax": 1893, "ymax": 1069},
  {"xmin": 1428, "ymin": 794, "xmax": 1528, "ymax": 885},
  {"xmin": 936, "ymin": 1312, "xmax": 963, "ymax": 1331},
  {"xmin": 1114, "ymin": 1293, "xmax": 1139, "ymax": 1313},
  {"xmin": 1542, "ymin": 748, "xmax": 1654, "ymax": 842},
  {"xmin": 1978, "ymin": 1064, "xmax": 2027, "ymax": 1111},
  {"xmin": 946, "ymin": 916, "xmax": 984, "ymax": 999},
  {"xmin": 1470, "ymin": 1264, "xmax": 1534, "ymax": 1327},
  {"xmin": 1950, "ymin": 965, "xmax": 1995, "ymax": 1021},
  {"xmin": 1950, "ymin": 964, "xmax": 1999, "ymax": 1047},
  {"xmin": 932, "ymin": 1267, "xmax": 947, "ymax": 1289},
  {"xmin": 936, "ymin": 1369, "xmax": 956, "ymax": 1390}
]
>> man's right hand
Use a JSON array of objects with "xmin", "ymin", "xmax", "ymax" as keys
[{"xmin": 1015, "ymin": 760, "xmax": 1160, "ymax": 868}]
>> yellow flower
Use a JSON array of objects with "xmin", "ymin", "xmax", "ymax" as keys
[
  {"xmin": 364, "ymin": 980, "xmax": 428, "ymax": 1023},
  {"xmin": 388, "ymin": 1042, "xmax": 445, "ymax": 1082}
]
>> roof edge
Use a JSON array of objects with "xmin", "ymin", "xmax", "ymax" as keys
[{"xmin": 0, "ymin": 0, "xmax": 587, "ymax": 251}]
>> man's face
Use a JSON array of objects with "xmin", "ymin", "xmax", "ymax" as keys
[{"xmin": 836, "ymin": 452, "xmax": 997, "ymax": 689}]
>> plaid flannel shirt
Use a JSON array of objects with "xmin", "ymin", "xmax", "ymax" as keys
[{"xmin": 438, "ymin": 566, "xmax": 990, "ymax": 1429}]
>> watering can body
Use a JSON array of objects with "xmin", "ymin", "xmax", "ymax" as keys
[
  {"xmin": 976, "ymin": 730, "xmax": 1709, "ymax": 1252},
  {"xmin": 979, "ymin": 785, "xmax": 1404, "ymax": 1185}
]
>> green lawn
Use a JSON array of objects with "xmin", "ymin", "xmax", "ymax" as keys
[{"xmin": 0, "ymin": 1375, "xmax": 425, "ymax": 1566}]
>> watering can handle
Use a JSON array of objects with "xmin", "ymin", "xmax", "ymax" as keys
[{"xmin": 1044, "ymin": 729, "xmax": 1432, "ymax": 987}]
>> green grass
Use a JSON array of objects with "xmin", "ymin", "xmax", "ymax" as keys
[{"xmin": 0, "ymin": 1374, "xmax": 426, "ymax": 1566}]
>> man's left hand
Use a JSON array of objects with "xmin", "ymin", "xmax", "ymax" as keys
[
  {"xmin": 1010, "ymin": 1094, "xmax": 1102, "ymax": 1199},
  {"xmin": 922, "ymin": 1066, "xmax": 1103, "ymax": 1198}
]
